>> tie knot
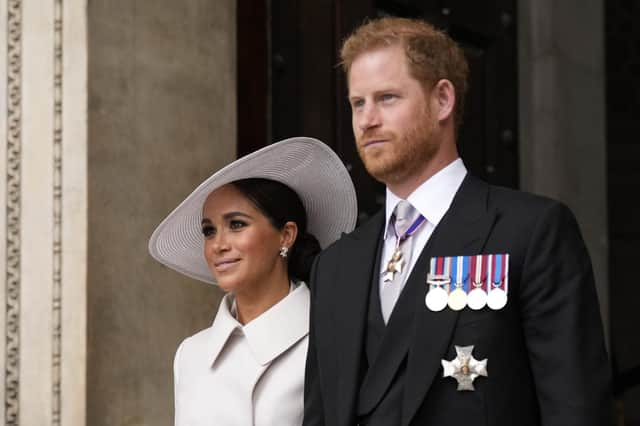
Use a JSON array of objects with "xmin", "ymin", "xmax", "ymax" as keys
[{"xmin": 393, "ymin": 200, "xmax": 416, "ymax": 236}]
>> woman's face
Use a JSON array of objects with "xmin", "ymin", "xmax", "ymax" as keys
[{"xmin": 201, "ymin": 184, "xmax": 290, "ymax": 293}]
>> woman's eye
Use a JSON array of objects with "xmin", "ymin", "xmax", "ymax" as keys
[
  {"xmin": 201, "ymin": 225, "xmax": 215, "ymax": 238},
  {"xmin": 381, "ymin": 93, "xmax": 396, "ymax": 102},
  {"xmin": 229, "ymin": 220, "xmax": 247, "ymax": 230}
]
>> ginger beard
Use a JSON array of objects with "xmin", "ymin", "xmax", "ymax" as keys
[{"xmin": 356, "ymin": 101, "xmax": 440, "ymax": 187}]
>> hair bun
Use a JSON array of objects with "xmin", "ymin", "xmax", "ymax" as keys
[{"xmin": 288, "ymin": 232, "xmax": 321, "ymax": 282}]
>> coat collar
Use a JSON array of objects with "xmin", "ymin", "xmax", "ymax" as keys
[{"xmin": 208, "ymin": 283, "xmax": 310, "ymax": 367}]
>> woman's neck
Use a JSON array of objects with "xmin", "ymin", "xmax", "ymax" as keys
[{"xmin": 234, "ymin": 274, "xmax": 290, "ymax": 325}]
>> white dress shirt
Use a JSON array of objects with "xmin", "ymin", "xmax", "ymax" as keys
[
  {"xmin": 174, "ymin": 283, "xmax": 309, "ymax": 426},
  {"xmin": 379, "ymin": 158, "xmax": 467, "ymax": 322}
]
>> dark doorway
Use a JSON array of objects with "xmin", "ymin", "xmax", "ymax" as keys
[
  {"xmin": 237, "ymin": 0, "xmax": 518, "ymax": 220},
  {"xmin": 606, "ymin": 1, "xmax": 640, "ymax": 423}
]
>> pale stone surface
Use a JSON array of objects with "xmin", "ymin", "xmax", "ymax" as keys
[
  {"xmin": 87, "ymin": 0, "xmax": 235, "ymax": 425},
  {"xmin": 0, "ymin": 0, "xmax": 88, "ymax": 425},
  {"xmin": 20, "ymin": 0, "xmax": 55, "ymax": 423},
  {"xmin": 519, "ymin": 0, "xmax": 609, "ymax": 342},
  {"xmin": 62, "ymin": 0, "xmax": 88, "ymax": 425}
]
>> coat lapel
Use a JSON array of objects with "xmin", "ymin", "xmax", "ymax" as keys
[
  {"xmin": 333, "ymin": 211, "xmax": 385, "ymax": 426},
  {"xmin": 357, "ymin": 233, "xmax": 432, "ymax": 414},
  {"xmin": 401, "ymin": 175, "xmax": 497, "ymax": 425}
]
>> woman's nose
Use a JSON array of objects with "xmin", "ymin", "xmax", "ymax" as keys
[{"xmin": 209, "ymin": 231, "xmax": 230, "ymax": 253}]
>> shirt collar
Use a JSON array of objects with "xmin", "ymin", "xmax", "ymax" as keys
[
  {"xmin": 384, "ymin": 158, "xmax": 467, "ymax": 239},
  {"xmin": 207, "ymin": 282, "xmax": 310, "ymax": 366}
]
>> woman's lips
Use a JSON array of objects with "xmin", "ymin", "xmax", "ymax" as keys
[{"xmin": 214, "ymin": 258, "xmax": 240, "ymax": 272}]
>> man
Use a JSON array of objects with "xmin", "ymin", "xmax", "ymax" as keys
[{"xmin": 303, "ymin": 17, "xmax": 611, "ymax": 426}]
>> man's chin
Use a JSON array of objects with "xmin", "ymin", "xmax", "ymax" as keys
[{"xmin": 364, "ymin": 162, "xmax": 405, "ymax": 185}]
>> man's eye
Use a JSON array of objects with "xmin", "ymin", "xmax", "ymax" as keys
[
  {"xmin": 202, "ymin": 225, "xmax": 216, "ymax": 237},
  {"xmin": 381, "ymin": 93, "xmax": 396, "ymax": 102},
  {"xmin": 230, "ymin": 220, "xmax": 247, "ymax": 230}
]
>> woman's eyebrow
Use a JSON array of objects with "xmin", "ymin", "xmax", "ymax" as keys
[{"xmin": 222, "ymin": 211, "xmax": 253, "ymax": 220}]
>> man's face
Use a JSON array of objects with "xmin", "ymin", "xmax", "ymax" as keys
[{"xmin": 348, "ymin": 44, "xmax": 440, "ymax": 186}]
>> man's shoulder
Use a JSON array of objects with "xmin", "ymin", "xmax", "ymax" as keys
[
  {"xmin": 319, "ymin": 209, "xmax": 384, "ymax": 255},
  {"xmin": 483, "ymin": 179, "xmax": 568, "ymax": 217}
]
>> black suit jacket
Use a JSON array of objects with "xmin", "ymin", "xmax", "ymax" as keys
[{"xmin": 303, "ymin": 175, "xmax": 612, "ymax": 426}]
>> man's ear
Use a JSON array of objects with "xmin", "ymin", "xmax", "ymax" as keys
[{"xmin": 432, "ymin": 79, "xmax": 456, "ymax": 123}]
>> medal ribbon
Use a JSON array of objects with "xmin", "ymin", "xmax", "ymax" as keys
[
  {"xmin": 503, "ymin": 254, "xmax": 509, "ymax": 293},
  {"xmin": 392, "ymin": 214, "xmax": 426, "ymax": 247},
  {"xmin": 451, "ymin": 256, "xmax": 460, "ymax": 288},
  {"xmin": 479, "ymin": 255, "xmax": 487, "ymax": 291},
  {"xmin": 470, "ymin": 255, "xmax": 477, "ymax": 288},
  {"xmin": 436, "ymin": 256, "xmax": 444, "ymax": 275},
  {"xmin": 462, "ymin": 256, "xmax": 470, "ymax": 292},
  {"xmin": 492, "ymin": 254, "xmax": 506, "ymax": 289}
]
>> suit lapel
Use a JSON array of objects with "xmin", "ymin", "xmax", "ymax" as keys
[
  {"xmin": 401, "ymin": 175, "xmax": 497, "ymax": 426},
  {"xmin": 357, "ymin": 232, "xmax": 432, "ymax": 414},
  {"xmin": 333, "ymin": 211, "xmax": 385, "ymax": 426}
]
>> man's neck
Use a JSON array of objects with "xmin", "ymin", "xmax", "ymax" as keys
[{"xmin": 387, "ymin": 152, "xmax": 459, "ymax": 199}]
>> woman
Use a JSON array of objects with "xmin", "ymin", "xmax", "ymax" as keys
[{"xmin": 148, "ymin": 137, "xmax": 357, "ymax": 426}]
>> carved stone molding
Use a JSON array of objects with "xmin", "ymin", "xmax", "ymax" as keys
[
  {"xmin": 52, "ymin": 0, "xmax": 63, "ymax": 424},
  {"xmin": 5, "ymin": 1, "xmax": 21, "ymax": 425}
]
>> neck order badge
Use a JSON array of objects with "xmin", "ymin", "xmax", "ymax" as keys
[{"xmin": 382, "ymin": 202, "xmax": 426, "ymax": 283}]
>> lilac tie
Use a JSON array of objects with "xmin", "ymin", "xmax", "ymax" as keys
[{"xmin": 381, "ymin": 200, "xmax": 419, "ymax": 323}]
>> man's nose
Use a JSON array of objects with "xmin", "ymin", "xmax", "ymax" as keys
[{"xmin": 357, "ymin": 103, "xmax": 381, "ymax": 132}]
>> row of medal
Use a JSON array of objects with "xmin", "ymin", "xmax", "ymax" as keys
[{"xmin": 425, "ymin": 254, "xmax": 509, "ymax": 312}]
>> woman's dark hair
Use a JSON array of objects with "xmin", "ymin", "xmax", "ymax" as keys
[{"xmin": 231, "ymin": 178, "xmax": 321, "ymax": 282}]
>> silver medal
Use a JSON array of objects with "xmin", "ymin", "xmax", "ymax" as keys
[
  {"xmin": 425, "ymin": 286, "xmax": 449, "ymax": 311},
  {"xmin": 487, "ymin": 287, "xmax": 507, "ymax": 310},
  {"xmin": 467, "ymin": 286, "xmax": 487, "ymax": 310}
]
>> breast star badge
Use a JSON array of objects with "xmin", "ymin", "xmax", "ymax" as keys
[{"xmin": 441, "ymin": 345, "xmax": 488, "ymax": 391}]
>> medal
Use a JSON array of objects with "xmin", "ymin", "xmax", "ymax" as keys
[
  {"xmin": 425, "ymin": 257, "xmax": 450, "ymax": 311},
  {"xmin": 467, "ymin": 254, "xmax": 487, "ymax": 310},
  {"xmin": 447, "ymin": 256, "xmax": 468, "ymax": 311},
  {"xmin": 382, "ymin": 213, "xmax": 426, "ymax": 283},
  {"xmin": 487, "ymin": 254, "xmax": 509, "ymax": 310},
  {"xmin": 382, "ymin": 248, "xmax": 404, "ymax": 282},
  {"xmin": 441, "ymin": 345, "xmax": 488, "ymax": 391}
]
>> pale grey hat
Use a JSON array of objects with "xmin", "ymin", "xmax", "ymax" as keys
[{"xmin": 148, "ymin": 137, "xmax": 358, "ymax": 284}]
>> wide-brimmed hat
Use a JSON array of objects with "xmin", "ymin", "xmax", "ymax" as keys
[{"xmin": 148, "ymin": 137, "xmax": 358, "ymax": 284}]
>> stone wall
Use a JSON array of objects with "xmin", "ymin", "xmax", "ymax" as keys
[
  {"xmin": 87, "ymin": 1, "xmax": 235, "ymax": 425},
  {"xmin": 518, "ymin": 0, "xmax": 609, "ymax": 341}
]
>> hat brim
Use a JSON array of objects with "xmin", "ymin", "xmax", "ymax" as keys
[{"xmin": 148, "ymin": 137, "xmax": 358, "ymax": 285}]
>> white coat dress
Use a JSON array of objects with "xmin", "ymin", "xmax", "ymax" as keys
[{"xmin": 173, "ymin": 282, "xmax": 309, "ymax": 426}]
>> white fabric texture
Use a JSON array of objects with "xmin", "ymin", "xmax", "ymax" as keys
[{"xmin": 174, "ymin": 283, "xmax": 310, "ymax": 426}]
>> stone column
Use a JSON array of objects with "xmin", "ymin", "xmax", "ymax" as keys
[
  {"xmin": 0, "ymin": 0, "xmax": 88, "ymax": 425},
  {"xmin": 519, "ymin": 0, "xmax": 609, "ymax": 342}
]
